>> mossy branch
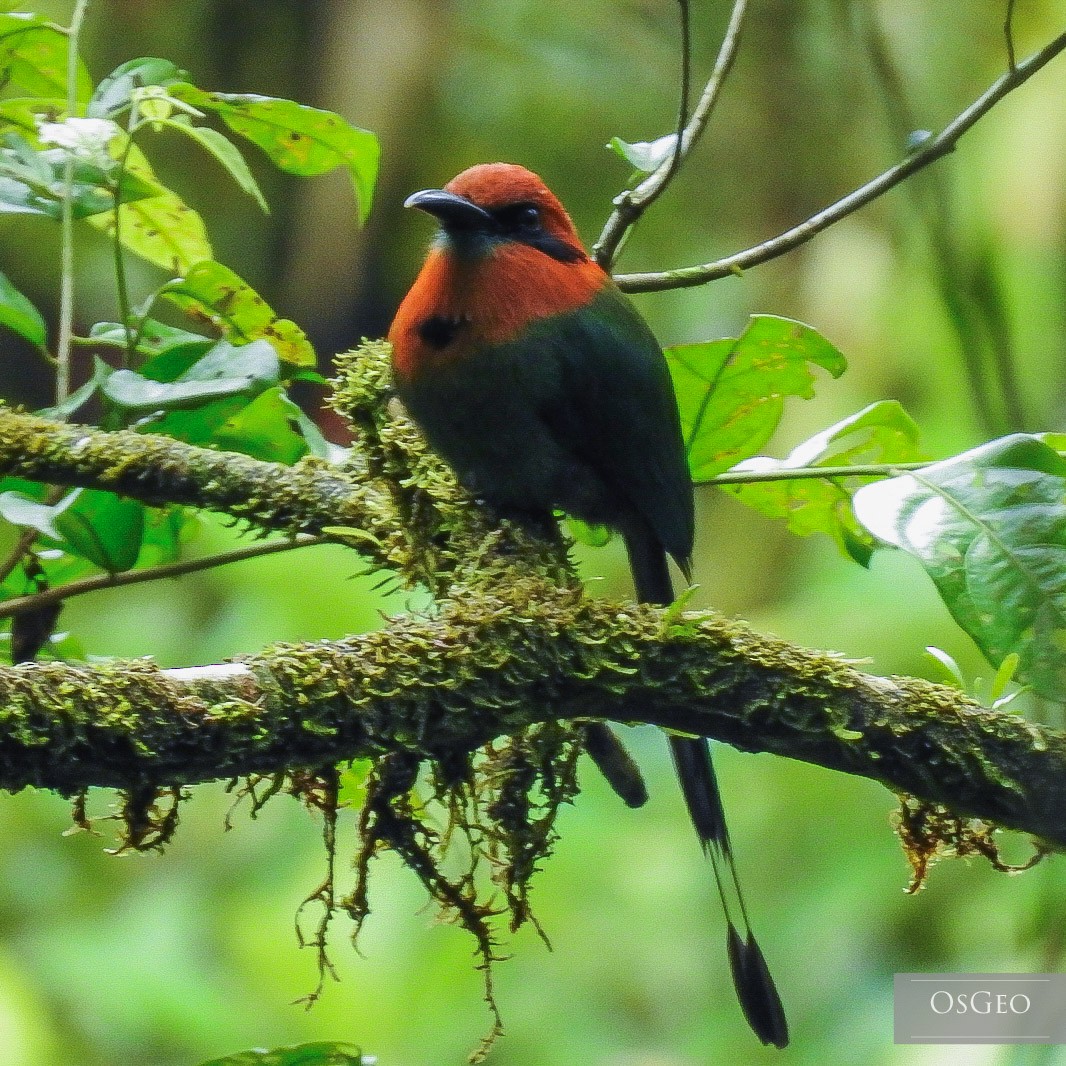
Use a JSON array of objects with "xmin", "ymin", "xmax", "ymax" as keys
[
  {"xmin": 0, "ymin": 342, "xmax": 1061, "ymax": 858},
  {"xmin": 0, "ymin": 582, "xmax": 1062, "ymax": 847}
]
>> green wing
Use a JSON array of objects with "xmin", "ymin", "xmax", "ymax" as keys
[{"xmin": 529, "ymin": 282, "xmax": 695, "ymax": 564}]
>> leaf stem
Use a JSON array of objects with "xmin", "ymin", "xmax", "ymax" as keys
[
  {"xmin": 703, "ymin": 460, "xmax": 931, "ymax": 487},
  {"xmin": 54, "ymin": 0, "xmax": 90, "ymax": 409},
  {"xmin": 614, "ymin": 26, "xmax": 1066, "ymax": 293}
]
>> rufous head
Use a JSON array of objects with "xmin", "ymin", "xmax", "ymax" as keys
[{"xmin": 404, "ymin": 162, "xmax": 588, "ymax": 263}]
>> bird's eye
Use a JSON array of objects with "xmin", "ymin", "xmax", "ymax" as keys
[{"xmin": 496, "ymin": 203, "xmax": 541, "ymax": 231}]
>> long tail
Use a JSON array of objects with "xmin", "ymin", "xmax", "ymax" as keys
[{"xmin": 623, "ymin": 524, "xmax": 789, "ymax": 1050}]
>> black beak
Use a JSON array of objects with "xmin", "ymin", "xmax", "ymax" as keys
[{"xmin": 404, "ymin": 188, "xmax": 494, "ymax": 231}]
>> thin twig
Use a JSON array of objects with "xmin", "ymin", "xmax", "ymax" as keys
[
  {"xmin": 54, "ymin": 0, "xmax": 90, "ymax": 408},
  {"xmin": 0, "ymin": 534, "xmax": 327, "ymax": 621},
  {"xmin": 614, "ymin": 27, "xmax": 1066, "ymax": 293},
  {"xmin": 594, "ymin": 0, "xmax": 748, "ymax": 268},
  {"xmin": 1005, "ymin": 0, "xmax": 1018, "ymax": 73}
]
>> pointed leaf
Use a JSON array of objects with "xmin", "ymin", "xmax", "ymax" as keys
[
  {"xmin": 607, "ymin": 133, "xmax": 677, "ymax": 173},
  {"xmin": 667, "ymin": 315, "xmax": 846, "ymax": 482},
  {"xmin": 0, "ymin": 487, "xmax": 76, "ymax": 538},
  {"xmin": 0, "ymin": 268, "xmax": 44, "ymax": 346},
  {"xmin": 51, "ymin": 489, "xmax": 145, "ymax": 573},
  {"xmin": 90, "ymin": 319, "xmax": 214, "ymax": 375},
  {"xmin": 854, "ymin": 434, "xmax": 1066, "ymax": 702},
  {"xmin": 210, "ymin": 385, "xmax": 308, "ymax": 463},
  {"xmin": 170, "ymin": 85, "xmax": 379, "ymax": 221},
  {"xmin": 724, "ymin": 401, "xmax": 925, "ymax": 563},
  {"xmin": 160, "ymin": 120, "xmax": 268, "ymax": 211},
  {"xmin": 102, "ymin": 339, "xmax": 280, "ymax": 413}
]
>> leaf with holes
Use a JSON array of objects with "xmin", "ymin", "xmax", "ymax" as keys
[
  {"xmin": 666, "ymin": 315, "xmax": 846, "ymax": 483},
  {"xmin": 853, "ymin": 434, "xmax": 1066, "ymax": 702},
  {"xmin": 160, "ymin": 260, "xmax": 315, "ymax": 368},
  {"xmin": 85, "ymin": 143, "xmax": 212, "ymax": 271}
]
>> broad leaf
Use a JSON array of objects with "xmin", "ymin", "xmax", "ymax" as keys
[
  {"xmin": 0, "ymin": 132, "xmax": 157, "ymax": 220},
  {"xmin": 90, "ymin": 319, "xmax": 214, "ymax": 374},
  {"xmin": 0, "ymin": 13, "xmax": 92, "ymax": 102},
  {"xmin": 170, "ymin": 85, "xmax": 379, "ymax": 220},
  {"xmin": 854, "ymin": 434, "xmax": 1066, "ymax": 701},
  {"xmin": 51, "ymin": 489, "xmax": 145, "ymax": 573},
  {"xmin": 666, "ymin": 315, "xmax": 846, "ymax": 482},
  {"xmin": 103, "ymin": 338, "xmax": 280, "ymax": 413},
  {"xmin": 85, "ymin": 144, "xmax": 212, "ymax": 271},
  {"xmin": 2, "ymin": 485, "xmax": 147, "ymax": 574},
  {"xmin": 160, "ymin": 260, "xmax": 316, "ymax": 368},
  {"xmin": 0, "ymin": 268, "xmax": 44, "ymax": 347},
  {"xmin": 210, "ymin": 386, "xmax": 308, "ymax": 463},
  {"xmin": 724, "ymin": 401, "xmax": 926, "ymax": 565}
]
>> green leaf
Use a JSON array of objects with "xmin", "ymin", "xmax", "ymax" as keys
[
  {"xmin": 159, "ymin": 119, "xmax": 269, "ymax": 211},
  {"xmin": 197, "ymin": 1042, "xmax": 369, "ymax": 1066},
  {"xmin": 38, "ymin": 355, "xmax": 112, "ymax": 420},
  {"xmin": 854, "ymin": 434, "xmax": 1066, "ymax": 702},
  {"xmin": 0, "ymin": 13, "xmax": 92, "ymax": 102},
  {"xmin": 210, "ymin": 385, "xmax": 308, "ymax": 463},
  {"xmin": 90, "ymin": 319, "xmax": 214, "ymax": 374},
  {"xmin": 102, "ymin": 338, "xmax": 280, "ymax": 413},
  {"xmin": 607, "ymin": 133, "xmax": 677, "ymax": 173},
  {"xmin": 85, "ymin": 144, "xmax": 212, "ymax": 271},
  {"xmin": 51, "ymin": 489, "xmax": 145, "ymax": 573},
  {"xmin": 0, "ymin": 268, "xmax": 44, "ymax": 346},
  {"xmin": 666, "ymin": 315, "xmax": 847, "ymax": 482},
  {"xmin": 924, "ymin": 646, "xmax": 966, "ymax": 689},
  {"xmin": 88, "ymin": 57, "xmax": 187, "ymax": 118},
  {"xmin": 723, "ymin": 401, "xmax": 925, "ymax": 565},
  {"xmin": 276, "ymin": 389, "xmax": 332, "ymax": 459},
  {"xmin": 566, "ymin": 517, "xmax": 612, "ymax": 547},
  {"xmin": 170, "ymin": 85, "xmax": 379, "ymax": 221},
  {"xmin": 160, "ymin": 260, "xmax": 316, "ymax": 368},
  {"xmin": 0, "ymin": 487, "xmax": 76, "ymax": 538}
]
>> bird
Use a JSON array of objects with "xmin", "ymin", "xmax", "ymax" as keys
[{"xmin": 388, "ymin": 162, "xmax": 788, "ymax": 1048}]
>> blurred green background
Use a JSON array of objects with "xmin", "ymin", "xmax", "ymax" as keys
[{"xmin": 1, "ymin": 1, "xmax": 1065, "ymax": 1064}]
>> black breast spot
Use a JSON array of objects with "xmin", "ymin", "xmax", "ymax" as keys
[{"xmin": 417, "ymin": 314, "xmax": 467, "ymax": 349}]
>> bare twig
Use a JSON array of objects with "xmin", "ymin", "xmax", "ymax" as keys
[
  {"xmin": 614, "ymin": 27, "xmax": 1066, "ymax": 293},
  {"xmin": 1005, "ymin": 0, "xmax": 1018, "ymax": 73},
  {"xmin": 0, "ymin": 534, "xmax": 327, "ymax": 620},
  {"xmin": 594, "ymin": 0, "xmax": 748, "ymax": 269}
]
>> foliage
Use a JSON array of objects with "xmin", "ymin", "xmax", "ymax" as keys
[{"xmin": 0, "ymin": 2, "xmax": 1064, "ymax": 1066}]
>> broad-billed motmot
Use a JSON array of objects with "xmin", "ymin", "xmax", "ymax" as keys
[{"xmin": 388, "ymin": 162, "xmax": 788, "ymax": 1048}]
